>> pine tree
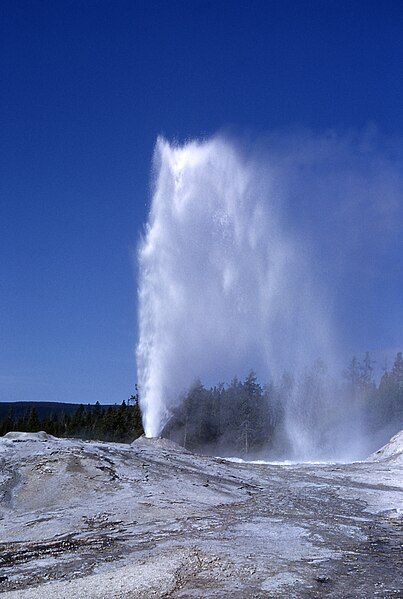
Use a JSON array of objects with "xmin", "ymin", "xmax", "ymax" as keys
[
  {"xmin": 26, "ymin": 407, "xmax": 40, "ymax": 432},
  {"xmin": 0, "ymin": 410, "xmax": 14, "ymax": 436}
]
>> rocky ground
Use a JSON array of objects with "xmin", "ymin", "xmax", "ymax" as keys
[{"xmin": 0, "ymin": 430, "xmax": 402, "ymax": 598}]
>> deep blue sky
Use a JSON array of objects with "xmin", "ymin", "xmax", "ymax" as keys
[{"xmin": 1, "ymin": 1, "xmax": 402, "ymax": 403}]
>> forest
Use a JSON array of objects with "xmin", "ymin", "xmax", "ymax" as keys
[
  {"xmin": 0, "ymin": 352, "xmax": 402, "ymax": 456},
  {"xmin": 0, "ymin": 394, "xmax": 144, "ymax": 443},
  {"xmin": 163, "ymin": 352, "xmax": 403, "ymax": 457}
]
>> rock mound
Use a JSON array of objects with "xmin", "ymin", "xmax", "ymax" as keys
[
  {"xmin": 368, "ymin": 430, "xmax": 403, "ymax": 464},
  {"xmin": 4, "ymin": 431, "xmax": 56, "ymax": 442},
  {"xmin": 131, "ymin": 434, "xmax": 191, "ymax": 453}
]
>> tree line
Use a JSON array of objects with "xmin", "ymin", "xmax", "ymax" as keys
[
  {"xmin": 0, "ymin": 394, "xmax": 144, "ymax": 442},
  {"xmin": 163, "ymin": 352, "xmax": 403, "ymax": 457},
  {"xmin": 1, "ymin": 353, "xmax": 402, "ymax": 456}
]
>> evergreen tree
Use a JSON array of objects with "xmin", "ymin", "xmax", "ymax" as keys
[
  {"xmin": 0, "ymin": 409, "xmax": 14, "ymax": 436},
  {"xmin": 26, "ymin": 407, "xmax": 40, "ymax": 432}
]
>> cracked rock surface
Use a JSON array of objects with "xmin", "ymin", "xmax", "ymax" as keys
[{"xmin": 0, "ymin": 431, "xmax": 402, "ymax": 598}]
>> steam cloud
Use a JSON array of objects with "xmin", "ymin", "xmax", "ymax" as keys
[{"xmin": 136, "ymin": 132, "xmax": 402, "ymax": 454}]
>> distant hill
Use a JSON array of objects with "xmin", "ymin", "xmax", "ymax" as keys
[{"xmin": 0, "ymin": 401, "xmax": 116, "ymax": 420}]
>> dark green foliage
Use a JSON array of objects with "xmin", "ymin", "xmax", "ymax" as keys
[
  {"xmin": 164, "ymin": 371, "xmax": 279, "ymax": 456},
  {"xmin": 163, "ymin": 352, "xmax": 403, "ymax": 457},
  {"xmin": 1, "ymin": 353, "xmax": 402, "ymax": 454},
  {"xmin": 370, "ymin": 352, "xmax": 403, "ymax": 432},
  {"xmin": 0, "ymin": 394, "xmax": 144, "ymax": 443},
  {"xmin": 26, "ymin": 407, "xmax": 40, "ymax": 432}
]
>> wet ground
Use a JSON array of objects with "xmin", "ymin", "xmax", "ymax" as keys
[{"xmin": 0, "ymin": 432, "xmax": 402, "ymax": 598}]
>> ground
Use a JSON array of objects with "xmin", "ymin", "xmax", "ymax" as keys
[{"xmin": 0, "ymin": 431, "xmax": 402, "ymax": 598}]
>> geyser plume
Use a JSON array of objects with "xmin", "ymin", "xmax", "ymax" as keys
[{"xmin": 136, "ymin": 135, "xmax": 336, "ymax": 450}]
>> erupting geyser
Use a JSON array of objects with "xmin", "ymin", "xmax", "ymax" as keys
[{"xmin": 136, "ymin": 135, "xmax": 336, "ymax": 452}]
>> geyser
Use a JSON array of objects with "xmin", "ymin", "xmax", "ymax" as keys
[{"xmin": 136, "ymin": 135, "xmax": 336, "ymax": 452}]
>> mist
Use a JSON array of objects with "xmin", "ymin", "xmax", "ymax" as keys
[{"xmin": 136, "ymin": 131, "xmax": 403, "ymax": 459}]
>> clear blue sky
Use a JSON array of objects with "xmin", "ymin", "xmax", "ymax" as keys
[{"xmin": 1, "ymin": 0, "xmax": 402, "ymax": 403}]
